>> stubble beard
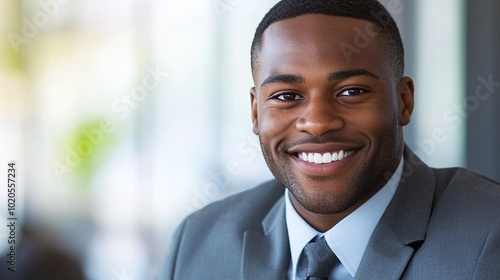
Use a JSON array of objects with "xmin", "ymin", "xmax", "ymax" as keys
[{"xmin": 259, "ymin": 118, "xmax": 401, "ymax": 215}]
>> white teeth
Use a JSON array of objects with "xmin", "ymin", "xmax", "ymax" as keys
[
  {"xmin": 298, "ymin": 150, "xmax": 354, "ymax": 164},
  {"xmin": 332, "ymin": 152, "xmax": 339, "ymax": 161},
  {"xmin": 314, "ymin": 153, "xmax": 323, "ymax": 164},
  {"xmin": 322, "ymin": 153, "xmax": 332, "ymax": 164}
]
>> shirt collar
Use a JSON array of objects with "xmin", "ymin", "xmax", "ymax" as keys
[
  {"xmin": 285, "ymin": 157, "xmax": 404, "ymax": 278},
  {"xmin": 285, "ymin": 189, "xmax": 318, "ymax": 278}
]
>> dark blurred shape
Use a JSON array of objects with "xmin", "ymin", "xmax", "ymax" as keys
[
  {"xmin": 0, "ymin": 227, "xmax": 85, "ymax": 280},
  {"xmin": 466, "ymin": 0, "xmax": 500, "ymax": 181}
]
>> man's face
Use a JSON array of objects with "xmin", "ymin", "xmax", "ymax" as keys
[{"xmin": 251, "ymin": 14, "xmax": 413, "ymax": 215}]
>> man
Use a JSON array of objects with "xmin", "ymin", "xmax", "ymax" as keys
[{"xmin": 156, "ymin": 0, "xmax": 500, "ymax": 279}]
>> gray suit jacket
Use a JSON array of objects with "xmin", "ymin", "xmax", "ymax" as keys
[{"xmin": 156, "ymin": 149, "xmax": 500, "ymax": 279}]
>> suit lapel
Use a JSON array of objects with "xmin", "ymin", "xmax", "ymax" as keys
[
  {"xmin": 242, "ymin": 195, "xmax": 290, "ymax": 280},
  {"xmin": 355, "ymin": 148, "xmax": 436, "ymax": 279}
]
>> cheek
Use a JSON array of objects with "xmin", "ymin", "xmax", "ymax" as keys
[
  {"xmin": 345, "ymin": 99, "xmax": 397, "ymax": 140},
  {"xmin": 374, "ymin": 102, "xmax": 398, "ymax": 137},
  {"xmin": 258, "ymin": 108, "xmax": 295, "ymax": 149}
]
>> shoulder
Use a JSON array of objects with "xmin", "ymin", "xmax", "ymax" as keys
[
  {"xmin": 433, "ymin": 167, "xmax": 500, "ymax": 207},
  {"xmin": 427, "ymin": 167, "xmax": 500, "ymax": 238},
  {"xmin": 183, "ymin": 179, "xmax": 286, "ymax": 232},
  {"xmin": 157, "ymin": 179, "xmax": 286, "ymax": 279},
  {"xmin": 409, "ymin": 168, "xmax": 500, "ymax": 278}
]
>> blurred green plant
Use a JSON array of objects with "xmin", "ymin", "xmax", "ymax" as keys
[
  {"xmin": 61, "ymin": 118, "xmax": 121, "ymax": 190},
  {"xmin": 1, "ymin": 0, "xmax": 23, "ymax": 73}
]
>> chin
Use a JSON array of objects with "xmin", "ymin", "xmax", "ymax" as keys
[{"xmin": 288, "ymin": 177, "xmax": 366, "ymax": 214}]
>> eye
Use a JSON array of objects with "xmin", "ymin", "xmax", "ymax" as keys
[
  {"xmin": 272, "ymin": 92, "xmax": 303, "ymax": 101},
  {"xmin": 338, "ymin": 88, "xmax": 367, "ymax": 96}
]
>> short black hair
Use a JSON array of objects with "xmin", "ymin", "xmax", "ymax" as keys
[{"xmin": 251, "ymin": 0, "xmax": 404, "ymax": 82}]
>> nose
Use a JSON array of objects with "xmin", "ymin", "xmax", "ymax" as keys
[{"xmin": 295, "ymin": 95, "xmax": 344, "ymax": 136}]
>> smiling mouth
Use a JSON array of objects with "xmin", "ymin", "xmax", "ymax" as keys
[{"xmin": 297, "ymin": 150, "xmax": 355, "ymax": 164}]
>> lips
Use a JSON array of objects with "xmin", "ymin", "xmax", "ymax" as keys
[{"xmin": 298, "ymin": 150, "xmax": 354, "ymax": 164}]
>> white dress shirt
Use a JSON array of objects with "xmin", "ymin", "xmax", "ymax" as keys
[{"xmin": 285, "ymin": 158, "xmax": 404, "ymax": 280}]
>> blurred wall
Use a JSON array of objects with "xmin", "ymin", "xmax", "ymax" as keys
[{"xmin": 466, "ymin": 0, "xmax": 500, "ymax": 182}]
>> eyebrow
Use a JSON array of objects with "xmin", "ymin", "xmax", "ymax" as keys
[
  {"xmin": 259, "ymin": 68, "xmax": 380, "ymax": 88},
  {"xmin": 328, "ymin": 69, "xmax": 380, "ymax": 82},
  {"xmin": 260, "ymin": 74, "xmax": 305, "ymax": 88}
]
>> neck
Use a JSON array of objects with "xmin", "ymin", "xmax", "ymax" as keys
[{"xmin": 289, "ymin": 188, "xmax": 380, "ymax": 233}]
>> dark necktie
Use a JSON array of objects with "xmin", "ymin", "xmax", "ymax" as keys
[{"xmin": 303, "ymin": 236, "xmax": 337, "ymax": 280}]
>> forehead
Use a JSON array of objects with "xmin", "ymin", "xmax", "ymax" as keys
[{"xmin": 255, "ymin": 14, "xmax": 390, "ymax": 83}]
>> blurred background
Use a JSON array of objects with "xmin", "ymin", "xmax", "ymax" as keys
[{"xmin": 0, "ymin": 0, "xmax": 499, "ymax": 279}]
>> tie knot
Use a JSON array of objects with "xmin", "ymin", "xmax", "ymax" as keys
[{"xmin": 303, "ymin": 236, "xmax": 337, "ymax": 280}]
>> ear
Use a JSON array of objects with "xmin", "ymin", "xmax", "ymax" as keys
[
  {"xmin": 250, "ymin": 87, "xmax": 259, "ymax": 135},
  {"xmin": 397, "ymin": 76, "xmax": 414, "ymax": 126}
]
